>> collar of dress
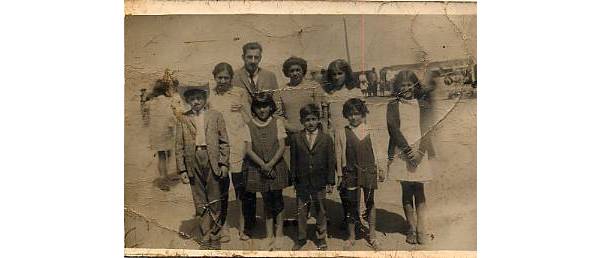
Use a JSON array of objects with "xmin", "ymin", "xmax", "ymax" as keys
[{"xmin": 252, "ymin": 116, "xmax": 272, "ymax": 127}]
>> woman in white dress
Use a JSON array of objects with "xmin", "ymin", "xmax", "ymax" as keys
[{"xmin": 386, "ymin": 70, "xmax": 435, "ymax": 245}]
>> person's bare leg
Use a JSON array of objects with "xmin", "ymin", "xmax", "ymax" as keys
[
  {"xmin": 346, "ymin": 222, "xmax": 356, "ymax": 249},
  {"xmin": 402, "ymin": 182, "xmax": 417, "ymax": 244},
  {"xmin": 264, "ymin": 193, "xmax": 275, "ymax": 250},
  {"xmin": 274, "ymin": 211, "xmax": 284, "ymax": 249},
  {"xmin": 265, "ymin": 216, "xmax": 274, "ymax": 250},
  {"xmin": 157, "ymin": 151, "xmax": 169, "ymax": 191},
  {"xmin": 414, "ymin": 183, "xmax": 429, "ymax": 244}
]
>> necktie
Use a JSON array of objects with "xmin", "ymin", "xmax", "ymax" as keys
[
  {"xmin": 249, "ymin": 73, "xmax": 257, "ymax": 92},
  {"xmin": 309, "ymin": 133, "xmax": 316, "ymax": 149}
]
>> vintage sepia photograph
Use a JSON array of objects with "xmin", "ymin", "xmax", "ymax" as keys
[{"xmin": 124, "ymin": 3, "xmax": 476, "ymax": 255}]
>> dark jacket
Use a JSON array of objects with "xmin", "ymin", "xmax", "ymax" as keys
[{"xmin": 290, "ymin": 130, "xmax": 336, "ymax": 189}]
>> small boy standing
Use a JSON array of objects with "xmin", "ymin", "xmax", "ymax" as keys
[
  {"xmin": 289, "ymin": 104, "xmax": 336, "ymax": 251},
  {"xmin": 175, "ymin": 86, "xmax": 230, "ymax": 246}
]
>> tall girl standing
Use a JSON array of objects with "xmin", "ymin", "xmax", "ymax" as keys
[{"xmin": 386, "ymin": 70, "xmax": 435, "ymax": 245}]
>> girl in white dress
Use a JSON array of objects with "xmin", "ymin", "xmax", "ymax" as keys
[
  {"xmin": 142, "ymin": 70, "xmax": 185, "ymax": 191},
  {"xmin": 386, "ymin": 70, "xmax": 434, "ymax": 245}
]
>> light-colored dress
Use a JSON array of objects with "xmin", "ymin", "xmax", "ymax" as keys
[
  {"xmin": 146, "ymin": 95, "xmax": 185, "ymax": 151},
  {"xmin": 278, "ymin": 80, "xmax": 325, "ymax": 132},
  {"xmin": 388, "ymin": 98, "xmax": 433, "ymax": 182},
  {"xmin": 324, "ymin": 86, "xmax": 364, "ymax": 133},
  {"xmin": 208, "ymin": 86, "xmax": 251, "ymax": 173}
]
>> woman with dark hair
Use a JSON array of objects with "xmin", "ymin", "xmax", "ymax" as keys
[
  {"xmin": 142, "ymin": 69, "xmax": 185, "ymax": 191},
  {"xmin": 322, "ymin": 59, "xmax": 363, "ymax": 134},
  {"xmin": 207, "ymin": 62, "xmax": 252, "ymax": 241},
  {"xmin": 386, "ymin": 70, "xmax": 435, "ymax": 246},
  {"xmin": 278, "ymin": 56, "xmax": 326, "ymax": 133}
]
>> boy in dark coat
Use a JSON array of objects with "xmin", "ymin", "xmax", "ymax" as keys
[{"xmin": 289, "ymin": 104, "xmax": 336, "ymax": 250}]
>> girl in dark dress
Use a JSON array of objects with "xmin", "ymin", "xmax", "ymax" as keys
[
  {"xmin": 243, "ymin": 92, "xmax": 289, "ymax": 250},
  {"xmin": 335, "ymin": 98, "xmax": 386, "ymax": 250}
]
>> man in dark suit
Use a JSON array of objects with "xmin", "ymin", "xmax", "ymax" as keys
[
  {"xmin": 175, "ymin": 86, "xmax": 230, "ymax": 246},
  {"xmin": 232, "ymin": 42, "xmax": 281, "ymax": 118},
  {"xmin": 289, "ymin": 104, "xmax": 336, "ymax": 251},
  {"xmin": 231, "ymin": 42, "xmax": 281, "ymax": 230}
]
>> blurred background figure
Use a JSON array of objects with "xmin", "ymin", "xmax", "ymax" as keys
[{"xmin": 141, "ymin": 69, "xmax": 185, "ymax": 191}]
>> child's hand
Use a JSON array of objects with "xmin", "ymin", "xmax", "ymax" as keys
[
  {"xmin": 378, "ymin": 168, "xmax": 386, "ymax": 182},
  {"xmin": 406, "ymin": 148, "xmax": 417, "ymax": 160},
  {"xmin": 266, "ymin": 169, "xmax": 276, "ymax": 179},
  {"xmin": 179, "ymin": 172, "xmax": 190, "ymax": 184},
  {"xmin": 213, "ymin": 168, "xmax": 223, "ymax": 177},
  {"xmin": 414, "ymin": 152, "xmax": 424, "ymax": 165},
  {"xmin": 326, "ymin": 185, "xmax": 334, "ymax": 193},
  {"xmin": 220, "ymin": 166, "xmax": 229, "ymax": 178},
  {"xmin": 262, "ymin": 163, "xmax": 274, "ymax": 173}
]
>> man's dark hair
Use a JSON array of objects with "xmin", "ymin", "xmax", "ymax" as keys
[
  {"xmin": 282, "ymin": 56, "xmax": 308, "ymax": 78},
  {"xmin": 183, "ymin": 88, "xmax": 208, "ymax": 102},
  {"xmin": 342, "ymin": 98, "xmax": 369, "ymax": 118},
  {"xmin": 242, "ymin": 42, "xmax": 263, "ymax": 56},
  {"xmin": 251, "ymin": 91, "xmax": 277, "ymax": 117},
  {"xmin": 299, "ymin": 103, "xmax": 321, "ymax": 122}
]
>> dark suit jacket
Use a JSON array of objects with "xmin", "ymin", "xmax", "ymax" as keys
[
  {"xmin": 289, "ymin": 130, "xmax": 336, "ymax": 189},
  {"xmin": 387, "ymin": 98, "xmax": 435, "ymax": 159},
  {"xmin": 175, "ymin": 110, "xmax": 230, "ymax": 178},
  {"xmin": 232, "ymin": 67, "xmax": 282, "ymax": 117}
]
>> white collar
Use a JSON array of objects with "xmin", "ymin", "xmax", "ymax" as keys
[{"xmin": 252, "ymin": 116, "xmax": 272, "ymax": 127}]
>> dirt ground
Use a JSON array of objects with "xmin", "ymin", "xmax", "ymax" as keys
[{"xmin": 124, "ymin": 95, "xmax": 476, "ymax": 251}]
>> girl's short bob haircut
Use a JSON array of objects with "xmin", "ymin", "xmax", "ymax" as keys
[
  {"xmin": 342, "ymin": 98, "xmax": 369, "ymax": 118},
  {"xmin": 282, "ymin": 56, "xmax": 308, "ymax": 78},
  {"xmin": 391, "ymin": 70, "xmax": 422, "ymax": 96},
  {"xmin": 212, "ymin": 62, "xmax": 234, "ymax": 78},
  {"xmin": 251, "ymin": 91, "xmax": 277, "ymax": 117}
]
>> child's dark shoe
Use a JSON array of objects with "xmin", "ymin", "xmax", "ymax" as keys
[
  {"xmin": 292, "ymin": 239, "xmax": 306, "ymax": 251},
  {"xmin": 316, "ymin": 239, "xmax": 328, "ymax": 251},
  {"xmin": 405, "ymin": 231, "xmax": 418, "ymax": 245}
]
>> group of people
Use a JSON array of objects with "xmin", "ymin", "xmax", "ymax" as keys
[
  {"xmin": 358, "ymin": 67, "xmax": 384, "ymax": 97},
  {"xmin": 141, "ymin": 42, "xmax": 436, "ymax": 251}
]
